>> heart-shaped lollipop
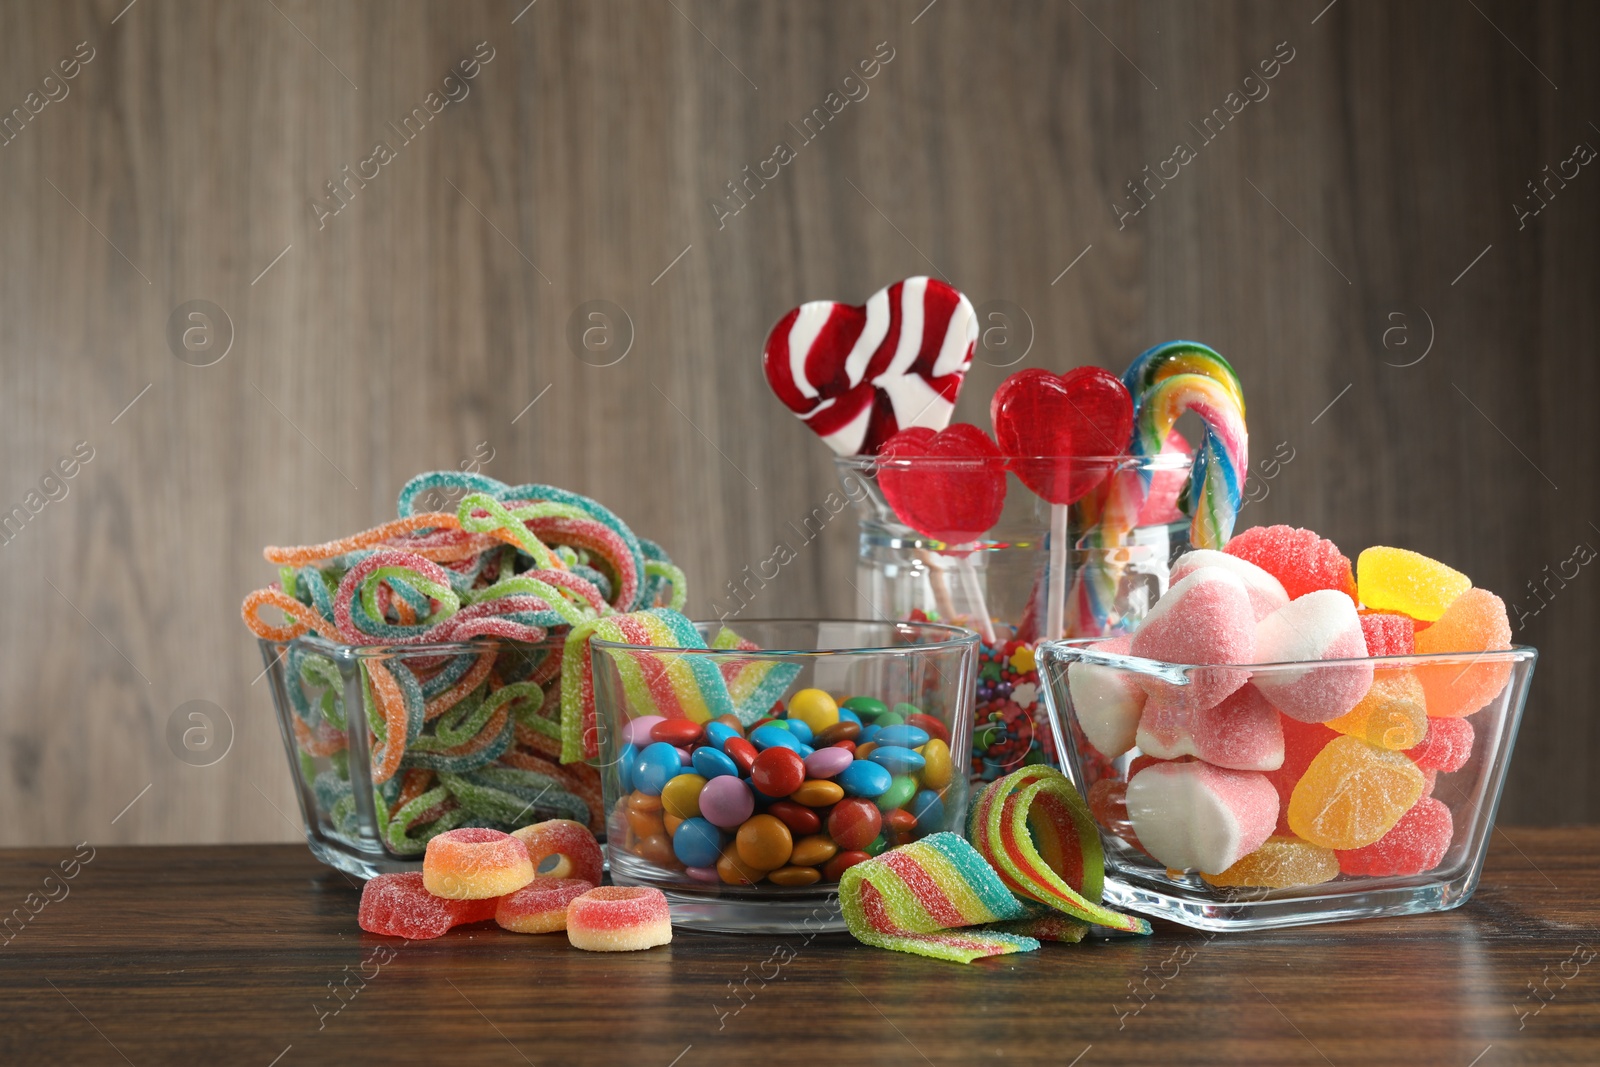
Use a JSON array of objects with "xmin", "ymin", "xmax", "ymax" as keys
[
  {"xmin": 763, "ymin": 277, "xmax": 977, "ymax": 456},
  {"xmin": 877, "ymin": 424, "xmax": 1007, "ymax": 545},
  {"xmin": 990, "ymin": 367, "xmax": 1134, "ymax": 504}
]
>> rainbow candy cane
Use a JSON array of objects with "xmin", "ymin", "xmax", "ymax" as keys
[{"xmin": 1068, "ymin": 342, "xmax": 1247, "ymax": 635}]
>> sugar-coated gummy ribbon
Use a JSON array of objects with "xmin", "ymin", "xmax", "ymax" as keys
[
  {"xmin": 838, "ymin": 833, "xmax": 1044, "ymax": 964},
  {"xmin": 967, "ymin": 765, "xmax": 1151, "ymax": 935}
]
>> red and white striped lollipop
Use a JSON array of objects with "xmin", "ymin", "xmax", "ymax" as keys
[{"xmin": 762, "ymin": 276, "xmax": 977, "ymax": 456}]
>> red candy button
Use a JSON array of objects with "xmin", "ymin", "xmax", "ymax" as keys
[
  {"xmin": 831, "ymin": 740, "xmax": 857, "ymax": 756},
  {"xmin": 827, "ymin": 798, "xmax": 883, "ymax": 851},
  {"xmin": 750, "ymin": 748, "xmax": 806, "ymax": 797},
  {"xmin": 822, "ymin": 850, "xmax": 871, "ymax": 882},
  {"xmin": 766, "ymin": 800, "xmax": 822, "ymax": 837},
  {"xmin": 724, "ymin": 737, "xmax": 758, "ymax": 776},
  {"xmin": 905, "ymin": 713, "xmax": 950, "ymax": 745},
  {"xmin": 885, "ymin": 808, "xmax": 918, "ymax": 835},
  {"xmin": 650, "ymin": 719, "xmax": 704, "ymax": 747}
]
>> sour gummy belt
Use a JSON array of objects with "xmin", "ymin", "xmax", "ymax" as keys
[{"xmin": 242, "ymin": 471, "xmax": 688, "ymax": 852}]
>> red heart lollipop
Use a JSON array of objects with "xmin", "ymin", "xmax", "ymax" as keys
[
  {"xmin": 876, "ymin": 424, "xmax": 1007, "ymax": 545},
  {"xmin": 990, "ymin": 366, "xmax": 1134, "ymax": 504},
  {"xmin": 763, "ymin": 277, "xmax": 976, "ymax": 456}
]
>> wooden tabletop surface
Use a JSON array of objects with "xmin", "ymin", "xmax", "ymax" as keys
[{"xmin": 3, "ymin": 830, "xmax": 1596, "ymax": 1066}]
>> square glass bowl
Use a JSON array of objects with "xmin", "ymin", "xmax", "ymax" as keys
[
  {"xmin": 260, "ymin": 633, "xmax": 602, "ymax": 879},
  {"xmin": 1036, "ymin": 642, "xmax": 1537, "ymax": 930},
  {"xmin": 591, "ymin": 619, "xmax": 979, "ymax": 933}
]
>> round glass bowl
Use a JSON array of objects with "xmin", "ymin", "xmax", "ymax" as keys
[
  {"xmin": 1037, "ymin": 641, "xmax": 1538, "ymax": 930},
  {"xmin": 260, "ymin": 633, "xmax": 602, "ymax": 879},
  {"xmin": 834, "ymin": 452, "xmax": 1192, "ymax": 788},
  {"xmin": 591, "ymin": 619, "xmax": 979, "ymax": 933}
]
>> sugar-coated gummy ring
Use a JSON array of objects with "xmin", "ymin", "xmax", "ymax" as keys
[
  {"xmin": 494, "ymin": 877, "xmax": 596, "ymax": 934},
  {"xmin": 511, "ymin": 819, "xmax": 604, "ymax": 885},
  {"xmin": 423, "ymin": 827, "xmax": 536, "ymax": 900},
  {"xmin": 565, "ymin": 886, "xmax": 672, "ymax": 952}
]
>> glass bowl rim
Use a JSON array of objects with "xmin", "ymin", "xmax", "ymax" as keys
[
  {"xmin": 590, "ymin": 617, "xmax": 979, "ymax": 657},
  {"xmin": 834, "ymin": 452, "xmax": 1193, "ymax": 473},
  {"xmin": 1036, "ymin": 637, "xmax": 1538, "ymax": 677},
  {"xmin": 262, "ymin": 632, "xmax": 563, "ymax": 662}
]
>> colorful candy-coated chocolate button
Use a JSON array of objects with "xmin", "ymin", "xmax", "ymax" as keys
[
  {"xmin": 766, "ymin": 800, "xmax": 822, "ymax": 836},
  {"xmin": 750, "ymin": 724, "xmax": 805, "ymax": 753},
  {"xmin": 788, "ymin": 834, "xmax": 837, "ymax": 867},
  {"xmin": 803, "ymin": 746, "xmax": 853, "ymax": 779},
  {"xmin": 717, "ymin": 842, "xmax": 763, "ymax": 885},
  {"xmin": 919, "ymin": 738, "xmax": 953, "ymax": 789},
  {"xmin": 713, "ymin": 714, "xmax": 745, "ymax": 735},
  {"xmin": 893, "ymin": 703, "xmax": 923, "ymax": 720},
  {"xmin": 841, "ymin": 696, "xmax": 887, "ymax": 720},
  {"xmin": 859, "ymin": 725, "xmax": 881, "ymax": 745},
  {"xmin": 686, "ymin": 866, "xmax": 721, "ymax": 884},
  {"xmin": 885, "ymin": 808, "xmax": 918, "ymax": 835},
  {"xmin": 784, "ymin": 718, "xmax": 815, "ymax": 746},
  {"xmin": 627, "ymin": 790, "xmax": 663, "ymax": 812},
  {"xmin": 875, "ymin": 711, "xmax": 905, "ymax": 728},
  {"xmin": 822, "ymin": 850, "xmax": 871, "ymax": 881},
  {"xmin": 876, "ymin": 774, "xmax": 918, "ymax": 812},
  {"xmin": 663, "ymin": 813, "xmax": 683, "ymax": 836},
  {"xmin": 875, "ymin": 725, "xmax": 931, "ymax": 749},
  {"xmin": 836, "ymin": 759, "xmax": 893, "ymax": 798},
  {"xmin": 750, "ymin": 716, "xmax": 779, "ymax": 732},
  {"xmin": 651, "ymin": 719, "xmax": 704, "ymax": 747},
  {"xmin": 692, "ymin": 746, "xmax": 740, "ymax": 780},
  {"xmin": 704, "ymin": 721, "xmax": 740, "ymax": 751},
  {"xmin": 910, "ymin": 788, "xmax": 946, "ymax": 832},
  {"xmin": 671, "ymin": 817, "xmax": 723, "ymax": 868},
  {"xmin": 735, "ymin": 814, "xmax": 793, "ymax": 870},
  {"xmin": 618, "ymin": 743, "xmax": 637, "ymax": 793},
  {"xmin": 624, "ymin": 716, "xmax": 665, "ymax": 747},
  {"xmin": 697, "ymin": 775, "xmax": 755, "ymax": 829},
  {"xmin": 674, "ymin": 746, "xmax": 694, "ymax": 765},
  {"xmin": 864, "ymin": 834, "xmax": 890, "ymax": 856},
  {"xmin": 660, "ymin": 773, "xmax": 707, "ymax": 819},
  {"xmin": 627, "ymin": 806, "xmax": 666, "ymax": 838},
  {"xmin": 814, "ymin": 720, "xmax": 861, "ymax": 746},
  {"xmin": 836, "ymin": 707, "xmax": 862, "ymax": 726},
  {"xmin": 724, "ymin": 737, "xmax": 758, "ymax": 775},
  {"xmin": 905, "ymin": 713, "xmax": 950, "ymax": 744},
  {"xmin": 827, "ymin": 798, "xmax": 883, "ymax": 851},
  {"xmin": 855, "ymin": 741, "xmax": 879, "ymax": 761},
  {"xmin": 750, "ymin": 747, "xmax": 806, "ymax": 797},
  {"xmin": 790, "ymin": 779, "xmax": 846, "ymax": 807},
  {"xmin": 636, "ymin": 833, "xmax": 676, "ymax": 865},
  {"xmin": 795, "ymin": 743, "xmax": 815, "ymax": 759},
  {"xmin": 786, "ymin": 688, "xmax": 841, "ymax": 733},
  {"xmin": 868, "ymin": 745, "xmax": 926, "ymax": 774},
  {"xmin": 767, "ymin": 865, "xmax": 821, "ymax": 887},
  {"xmin": 832, "ymin": 740, "xmax": 857, "ymax": 756},
  {"xmin": 632, "ymin": 743, "xmax": 683, "ymax": 796}
]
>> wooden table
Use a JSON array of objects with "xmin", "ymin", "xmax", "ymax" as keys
[{"xmin": 3, "ymin": 831, "xmax": 1596, "ymax": 1066}]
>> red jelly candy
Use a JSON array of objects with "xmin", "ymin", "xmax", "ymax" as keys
[
  {"xmin": 650, "ymin": 719, "xmax": 704, "ymax": 747},
  {"xmin": 766, "ymin": 800, "xmax": 823, "ymax": 836},
  {"xmin": 750, "ymin": 747, "xmax": 806, "ymax": 797},
  {"xmin": 1359, "ymin": 612, "xmax": 1416, "ymax": 657},
  {"xmin": 877, "ymin": 424, "xmax": 1008, "ymax": 545},
  {"xmin": 1264, "ymin": 717, "xmax": 1338, "ymax": 836},
  {"xmin": 1225, "ymin": 525, "xmax": 1358, "ymax": 603},
  {"xmin": 991, "ymin": 366, "xmax": 1134, "ymax": 504},
  {"xmin": 724, "ymin": 737, "xmax": 758, "ymax": 776},
  {"xmin": 358, "ymin": 872, "xmax": 496, "ymax": 940},
  {"xmin": 1405, "ymin": 717, "xmax": 1474, "ymax": 774},
  {"xmin": 827, "ymin": 798, "xmax": 883, "ymax": 851},
  {"xmin": 1337, "ymin": 796, "xmax": 1453, "ymax": 876}
]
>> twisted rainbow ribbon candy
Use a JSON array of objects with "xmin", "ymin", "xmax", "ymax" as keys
[{"xmin": 1068, "ymin": 341, "xmax": 1247, "ymax": 634}]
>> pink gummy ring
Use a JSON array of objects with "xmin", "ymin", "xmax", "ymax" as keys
[
  {"xmin": 495, "ymin": 877, "xmax": 596, "ymax": 934},
  {"xmin": 566, "ymin": 886, "xmax": 672, "ymax": 952},
  {"xmin": 423, "ymin": 827, "xmax": 535, "ymax": 900},
  {"xmin": 511, "ymin": 819, "xmax": 604, "ymax": 885}
]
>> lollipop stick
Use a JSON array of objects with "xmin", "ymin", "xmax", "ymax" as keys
[
  {"xmin": 955, "ymin": 553, "xmax": 998, "ymax": 645},
  {"xmin": 1046, "ymin": 503, "xmax": 1068, "ymax": 642},
  {"xmin": 916, "ymin": 548, "xmax": 960, "ymax": 624}
]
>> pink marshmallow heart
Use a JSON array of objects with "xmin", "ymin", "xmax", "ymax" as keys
[
  {"xmin": 1067, "ymin": 635, "xmax": 1147, "ymax": 759},
  {"xmin": 1252, "ymin": 589, "xmax": 1374, "ymax": 723},
  {"xmin": 1130, "ymin": 566, "xmax": 1257, "ymax": 709},
  {"xmin": 1135, "ymin": 683, "xmax": 1285, "ymax": 772},
  {"xmin": 1170, "ymin": 549, "xmax": 1289, "ymax": 621},
  {"xmin": 1125, "ymin": 760, "xmax": 1279, "ymax": 874}
]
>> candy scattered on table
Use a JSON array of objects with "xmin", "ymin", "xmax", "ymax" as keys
[
  {"xmin": 512, "ymin": 819, "xmax": 604, "ymax": 885},
  {"xmin": 565, "ymin": 886, "xmax": 673, "ymax": 952},
  {"xmin": 358, "ymin": 872, "xmax": 498, "ymax": 939},
  {"xmin": 495, "ymin": 878, "xmax": 596, "ymax": 934},
  {"xmin": 611, "ymin": 689, "xmax": 958, "ymax": 885},
  {"xmin": 423, "ymin": 827, "xmax": 536, "ymax": 899}
]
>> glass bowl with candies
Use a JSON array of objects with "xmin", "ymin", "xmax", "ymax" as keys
[
  {"xmin": 1036, "ymin": 533, "xmax": 1538, "ymax": 930},
  {"xmin": 260, "ymin": 632, "xmax": 605, "ymax": 879},
  {"xmin": 590, "ymin": 619, "xmax": 979, "ymax": 932}
]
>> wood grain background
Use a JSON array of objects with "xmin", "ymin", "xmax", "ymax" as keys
[{"xmin": 1, "ymin": 0, "xmax": 1594, "ymax": 845}]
